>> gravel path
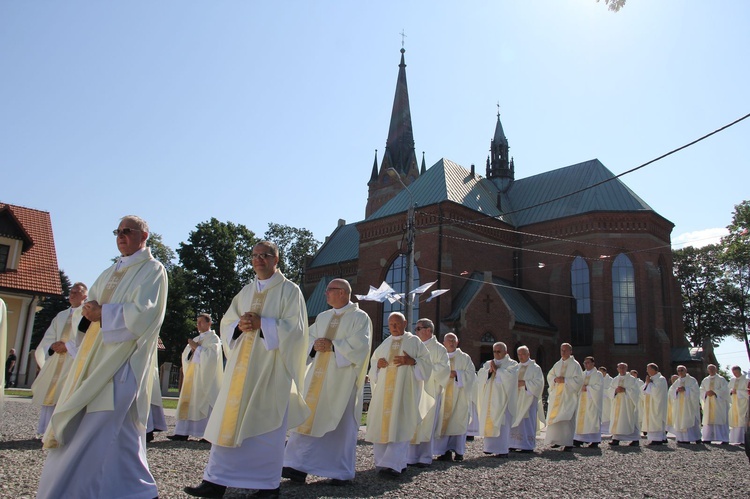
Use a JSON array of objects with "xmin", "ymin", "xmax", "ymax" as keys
[{"xmin": 1, "ymin": 397, "xmax": 748, "ymax": 498}]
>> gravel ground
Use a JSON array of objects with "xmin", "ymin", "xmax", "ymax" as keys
[{"xmin": 2, "ymin": 397, "xmax": 749, "ymax": 499}]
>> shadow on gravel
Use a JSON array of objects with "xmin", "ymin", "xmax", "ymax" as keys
[{"xmin": 0, "ymin": 438, "xmax": 43, "ymax": 451}]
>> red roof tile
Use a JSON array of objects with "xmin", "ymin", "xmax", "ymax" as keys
[{"xmin": 0, "ymin": 203, "xmax": 63, "ymax": 296}]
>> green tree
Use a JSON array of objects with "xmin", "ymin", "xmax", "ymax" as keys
[
  {"xmin": 673, "ymin": 244, "xmax": 732, "ymax": 347},
  {"xmin": 177, "ymin": 218, "xmax": 258, "ymax": 326},
  {"xmin": 160, "ymin": 266, "xmax": 196, "ymax": 365},
  {"xmin": 720, "ymin": 200, "xmax": 750, "ymax": 362},
  {"xmin": 597, "ymin": 0, "xmax": 626, "ymax": 12},
  {"xmin": 31, "ymin": 270, "xmax": 72, "ymax": 348},
  {"xmin": 263, "ymin": 223, "xmax": 320, "ymax": 286},
  {"xmin": 148, "ymin": 232, "xmax": 177, "ymax": 271}
]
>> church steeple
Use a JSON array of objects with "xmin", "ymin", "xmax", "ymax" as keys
[
  {"xmin": 366, "ymin": 47, "xmax": 420, "ymax": 218},
  {"xmin": 486, "ymin": 106, "xmax": 514, "ymax": 191}
]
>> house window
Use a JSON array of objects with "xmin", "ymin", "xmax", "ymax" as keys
[
  {"xmin": 381, "ymin": 254, "xmax": 420, "ymax": 340},
  {"xmin": 612, "ymin": 253, "xmax": 637, "ymax": 344},
  {"xmin": 571, "ymin": 256, "xmax": 592, "ymax": 345},
  {"xmin": 0, "ymin": 244, "xmax": 9, "ymax": 271}
]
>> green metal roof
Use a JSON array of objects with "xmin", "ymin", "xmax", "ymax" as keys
[
  {"xmin": 307, "ymin": 222, "xmax": 359, "ymax": 269},
  {"xmin": 444, "ymin": 271, "xmax": 553, "ymax": 329},
  {"xmin": 306, "ymin": 276, "xmax": 334, "ymax": 319},
  {"xmin": 366, "ymin": 157, "xmax": 656, "ymax": 228}
]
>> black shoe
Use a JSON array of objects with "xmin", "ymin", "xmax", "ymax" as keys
[
  {"xmin": 516, "ymin": 449, "xmax": 534, "ymax": 453},
  {"xmin": 167, "ymin": 434, "xmax": 189, "ymax": 441},
  {"xmin": 466, "ymin": 435, "xmax": 474, "ymax": 441},
  {"xmin": 327, "ymin": 479, "xmax": 351, "ymax": 486},
  {"xmin": 436, "ymin": 451, "xmax": 453, "ymax": 462},
  {"xmin": 562, "ymin": 446, "xmax": 573, "ymax": 452},
  {"xmin": 146, "ymin": 431, "xmax": 154, "ymax": 443},
  {"xmin": 249, "ymin": 488, "xmax": 280, "ymax": 497},
  {"xmin": 573, "ymin": 440, "xmax": 583, "ymax": 447},
  {"xmin": 647, "ymin": 441, "xmax": 663, "ymax": 446},
  {"xmin": 454, "ymin": 453, "xmax": 464, "ymax": 461},
  {"xmin": 199, "ymin": 438, "xmax": 210, "ymax": 443},
  {"xmin": 494, "ymin": 453, "xmax": 509, "ymax": 458},
  {"xmin": 281, "ymin": 466, "xmax": 307, "ymax": 483},
  {"xmin": 721, "ymin": 441, "xmax": 729, "ymax": 445},
  {"xmin": 378, "ymin": 468, "xmax": 400, "ymax": 478},
  {"xmin": 608, "ymin": 439, "xmax": 620, "ymax": 446},
  {"xmin": 184, "ymin": 480, "xmax": 227, "ymax": 498},
  {"xmin": 550, "ymin": 444, "xmax": 560, "ymax": 448},
  {"xmin": 588, "ymin": 442, "xmax": 599, "ymax": 449},
  {"xmin": 629, "ymin": 441, "xmax": 640, "ymax": 447},
  {"xmin": 413, "ymin": 462, "xmax": 430, "ymax": 468}
]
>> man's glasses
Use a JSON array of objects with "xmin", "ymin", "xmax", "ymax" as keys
[
  {"xmin": 251, "ymin": 253, "xmax": 275, "ymax": 260},
  {"xmin": 113, "ymin": 228, "xmax": 142, "ymax": 237},
  {"xmin": 415, "ymin": 326, "xmax": 429, "ymax": 331}
]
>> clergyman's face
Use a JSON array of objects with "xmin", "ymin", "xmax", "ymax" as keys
[
  {"xmin": 68, "ymin": 285, "xmax": 87, "ymax": 308},
  {"xmin": 518, "ymin": 349, "xmax": 530, "ymax": 363},
  {"xmin": 443, "ymin": 335, "xmax": 457, "ymax": 353},
  {"xmin": 583, "ymin": 359, "xmax": 594, "ymax": 371},
  {"xmin": 388, "ymin": 315, "xmax": 406, "ymax": 337},
  {"xmin": 116, "ymin": 220, "xmax": 147, "ymax": 257},
  {"xmin": 617, "ymin": 364, "xmax": 628, "ymax": 375},
  {"xmin": 196, "ymin": 317, "xmax": 210, "ymax": 333}
]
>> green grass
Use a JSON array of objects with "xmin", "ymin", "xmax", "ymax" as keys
[{"xmin": 4, "ymin": 389, "xmax": 31, "ymax": 397}]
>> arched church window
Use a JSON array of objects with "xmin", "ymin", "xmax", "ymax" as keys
[
  {"xmin": 480, "ymin": 332, "xmax": 495, "ymax": 343},
  {"xmin": 381, "ymin": 254, "xmax": 420, "ymax": 340},
  {"xmin": 612, "ymin": 253, "xmax": 637, "ymax": 344},
  {"xmin": 571, "ymin": 256, "xmax": 592, "ymax": 346}
]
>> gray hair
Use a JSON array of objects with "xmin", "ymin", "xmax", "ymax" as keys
[{"xmin": 120, "ymin": 215, "xmax": 150, "ymax": 235}]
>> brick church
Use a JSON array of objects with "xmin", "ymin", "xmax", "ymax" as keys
[{"xmin": 303, "ymin": 48, "xmax": 704, "ymax": 377}]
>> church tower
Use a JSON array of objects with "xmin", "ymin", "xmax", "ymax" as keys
[
  {"xmin": 486, "ymin": 109, "xmax": 514, "ymax": 192},
  {"xmin": 366, "ymin": 48, "xmax": 420, "ymax": 218}
]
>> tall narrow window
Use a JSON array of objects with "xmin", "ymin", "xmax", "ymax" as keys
[
  {"xmin": 612, "ymin": 253, "xmax": 637, "ymax": 344},
  {"xmin": 570, "ymin": 256, "xmax": 592, "ymax": 345},
  {"xmin": 382, "ymin": 254, "xmax": 420, "ymax": 340},
  {"xmin": 0, "ymin": 244, "xmax": 9, "ymax": 271}
]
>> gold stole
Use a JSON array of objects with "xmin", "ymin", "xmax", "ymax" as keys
[
  {"xmin": 439, "ymin": 356, "xmax": 456, "ymax": 436},
  {"xmin": 218, "ymin": 290, "xmax": 267, "ymax": 446},
  {"xmin": 379, "ymin": 337, "xmax": 403, "ymax": 443},
  {"xmin": 483, "ymin": 363, "xmax": 497, "ymax": 436},
  {"xmin": 643, "ymin": 383, "xmax": 651, "ymax": 430},
  {"xmin": 576, "ymin": 372, "xmax": 590, "ymax": 433},
  {"xmin": 296, "ymin": 312, "xmax": 343, "ymax": 435},
  {"xmin": 66, "ymin": 270, "xmax": 125, "ymax": 394},
  {"xmin": 611, "ymin": 377, "xmax": 625, "ymax": 428},
  {"xmin": 677, "ymin": 378, "xmax": 685, "ymax": 426},
  {"xmin": 177, "ymin": 339, "xmax": 201, "ymax": 420},
  {"xmin": 42, "ymin": 313, "xmax": 73, "ymax": 406},
  {"xmin": 548, "ymin": 360, "xmax": 568, "ymax": 422},
  {"xmin": 706, "ymin": 377, "xmax": 716, "ymax": 423},
  {"xmin": 730, "ymin": 379, "xmax": 740, "ymax": 426}
]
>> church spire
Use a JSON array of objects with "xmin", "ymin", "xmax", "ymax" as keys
[
  {"xmin": 420, "ymin": 151, "xmax": 426, "ymax": 174},
  {"xmin": 382, "ymin": 48, "xmax": 418, "ymax": 178},
  {"xmin": 369, "ymin": 150, "xmax": 379, "ymax": 184},
  {"xmin": 486, "ymin": 105, "xmax": 514, "ymax": 189}
]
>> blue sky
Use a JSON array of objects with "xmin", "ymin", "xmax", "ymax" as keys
[{"xmin": 2, "ymin": 1, "xmax": 748, "ymax": 370}]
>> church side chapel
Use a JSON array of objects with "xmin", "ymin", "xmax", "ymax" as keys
[{"xmin": 303, "ymin": 48, "xmax": 703, "ymax": 377}]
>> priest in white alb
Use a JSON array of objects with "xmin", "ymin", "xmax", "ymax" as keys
[
  {"xmin": 641, "ymin": 363, "xmax": 668, "ymax": 446},
  {"xmin": 282, "ymin": 278, "xmax": 372, "ymax": 486},
  {"xmin": 509, "ymin": 345, "xmax": 544, "ymax": 453},
  {"xmin": 37, "ymin": 215, "xmax": 168, "ymax": 499},
  {"xmin": 728, "ymin": 365, "xmax": 749, "ymax": 445},
  {"xmin": 608, "ymin": 363, "xmax": 641, "ymax": 447},
  {"xmin": 31, "ymin": 282, "xmax": 87, "ymax": 435},
  {"xmin": 407, "ymin": 318, "xmax": 450, "ymax": 467},
  {"xmin": 545, "ymin": 343, "xmax": 583, "ymax": 451},
  {"xmin": 434, "ymin": 333, "xmax": 476, "ymax": 462},
  {"xmin": 365, "ymin": 312, "xmax": 432, "ymax": 478},
  {"xmin": 573, "ymin": 356, "xmax": 603, "ymax": 448},
  {"xmin": 168, "ymin": 313, "xmax": 224, "ymax": 441},
  {"xmin": 700, "ymin": 364, "xmax": 730, "ymax": 444},
  {"xmin": 669, "ymin": 365, "xmax": 702, "ymax": 444},
  {"xmin": 477, "ymin": 342, "xmax": 519, "ymax": 458},
  {"xmin": 185, "ymin": 241, "xmax": 309, "ymax": 499}
]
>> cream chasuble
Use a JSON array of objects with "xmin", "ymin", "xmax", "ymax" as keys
[
  {"xmin": 43, "ymin": 248, "xmax": 167, "ymax": 448},
  {"xmin": 293, "ymin": 303, "xmax": 372, "ymax": 438},
  {"xmin": 176, "ymin": 330, "xmax": 223, "ymax": 422},
  {"xmin": 412, "ymin": 336, "xmax": 450, "ymax": 444},
  {"xmin": 729, "ymin": 375, "xmax": 749, "ymax": 429},
  {"xmin": 365, "ymin": 332, "xmax": 432, "ymax": 444},
  {"xmin": 700, "ymin": 374, "xmax": 730, "ymax": 426},
  {"xmin": 669, "ymin": 374, "xmax": 700, "ymax": 432},
  {"xmin": 477, "ymin": 356, "xmax": 519, "ymax": 438},
  {"xmin": 546, "ymin": 356, "xmax": 583, "ymax": 425},
  {"xmin": 205, "ymin": 270, "xmax": 309, "ymax": 447},
  {"xmin": 438, "ymin": 349, "xmax": 476, "ymax": 437},
  {"xmin": 512, "ymin": 360, "xmax": 544, "ymax": 428},
  {"xmin": 641, "ymin": 373, "xmax": 667, "ymax": 432},
  {"xmin": 32, "ymin": 307, "xmax": 85, "ymax": 407},
  {"xmin": 609, "ymin": 374, "xmax": 639, "ymax": 435},
  {"xmin": 575, "ymin": 369, "xmax": 603, "ymax": 435}
]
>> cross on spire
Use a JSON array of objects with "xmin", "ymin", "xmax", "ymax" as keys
[{"xmin": 400, "ymin": 29, "xmax": 407, "ymax": 48}]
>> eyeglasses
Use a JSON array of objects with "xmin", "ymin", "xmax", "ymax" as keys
[
  {"xmin": 415, "ymin": 326, "xmax": 430, "ymax": 331},
  {"xmin": 493, "ymin": 350, "xmax": 504, "ymax": 353},
  {"xmin": 113, "ymin": 228, "xmax": 142, "ymax": 237},
  {"xmin": 251, "ymin": 253, "xmax": 275, "ymax": 260}
]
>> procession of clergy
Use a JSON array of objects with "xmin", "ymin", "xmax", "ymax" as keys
[{"xmin": 18, "ymin": 215, "xmax": 750, "ymax": 499}]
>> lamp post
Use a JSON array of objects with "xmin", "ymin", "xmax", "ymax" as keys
[{"xmin": 385, "ymin": 167, "xmax": 416, "ymax": 330}]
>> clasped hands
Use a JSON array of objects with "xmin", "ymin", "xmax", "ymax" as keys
[
  {"xmin": 82, "ymin": 300, "xmax": 102, "ymax": 322},
  {"xmin": 377, "ymin": 353, "xmax": 415, "ymax": 369},
  {"xmin": 239, "ymin": 312, "xmax": 261, "ymax": 332},
  {"xmin": 50, "ymin": 341, "xmax": 68, "ymax": 354},
  {"xmin": 313, "ymin": 338, "xmax": 333, "ymax": 352}
]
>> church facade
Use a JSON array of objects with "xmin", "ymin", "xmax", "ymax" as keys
[{"xmin": 303, "ymin": 49, "xmax": 702, "ymax": 377}]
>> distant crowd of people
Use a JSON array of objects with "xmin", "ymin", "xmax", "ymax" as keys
[{"xmin": 4, "ymin": 214, "xmax": 748, "ymax": 498}]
